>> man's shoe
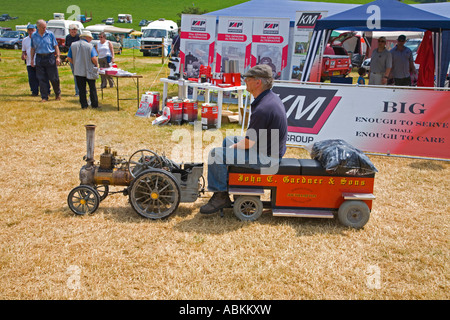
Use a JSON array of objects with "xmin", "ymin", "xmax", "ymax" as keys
[
  {"xmin": 200, "ymin": 192, "xmax": 232, "ymax": 214},
  {"xmin": 40, "ymin": 99, "xmax": 48, "ymax": 103},
  {"xmin": 55, "ymin": 95, "xmax": 61, "ymax": 101}
]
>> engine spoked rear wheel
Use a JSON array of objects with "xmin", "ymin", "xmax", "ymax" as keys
[
  {"xmin": 68, "ymin": 185, "xmax": 100, "ymax": 215},
  {"xmin": 129, "ymin": 169, "xmax": 180, "ymax": 219},
  {"xmin": 127, "ymin": 149, "xmax": 163, "ymax": 179}
]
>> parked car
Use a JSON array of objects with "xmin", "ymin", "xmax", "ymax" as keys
[
  {"xmin": 330, "ymin": 31, "xmax": 370, "ymax": 68},
  {"xmin": 140, "ymin": 19, "xmax": 178, "ymax": 56},
  {"xmin": 105, "ymin": 18, "xmax": 114, "ymax": 25},
  {"xmin": 320, "ymin": 45, "xmax": 352, "ymax": 81},
  {"xmin": 0, "ymin": 14, "xmax": 18, "ymax": 21},
  {"xmin": 0, "ymin": 27, "xmax": 12, "ymax": 36},
  {"xmin": 139, "ymin": 19, "xmax": 150, "ymax": 27},
  {"xmin": 90, "ymin": 32, "xmax": 122, "ymax": 55},
  {"xmin": 0, "ymin": 30, "xmax": 26, "ymax": 49},
  {"xmin": 361, "ymin": 58, "xmax": 371, "ymax": 72}
]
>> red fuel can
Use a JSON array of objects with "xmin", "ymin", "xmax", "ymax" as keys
[
  {"xmin": 167, "ymin": 99, "xmax": 183, "ymax": 124},
  {"xmin": 183, "ymin": 99, "xmax": 198, "ymax": 123},
  {"xmin": 201, "ymin": 103, "xmax": 218, "ymax": 130}
]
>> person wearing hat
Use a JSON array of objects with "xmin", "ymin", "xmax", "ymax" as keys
[
  {"xmin": 200, "ymin": 64, "xmax": 288, "ymax": 215},
  {"xmin": 390, "ymin": 35, "xmax": 416, "ymax": 86},
  {"xmin": 67, "ymin": 30, "xmax": 99, "ymax": 109},
  {"xmin": 65, "ymin": 24, "xmax": 80, "ymax": 96},
  {"xmin": 21, "ymin": 23, "xmax": 50, "ymax": 96},
  {"xmin": 30, "ymin": 19, "xmax": 62, "ymax": 102}
]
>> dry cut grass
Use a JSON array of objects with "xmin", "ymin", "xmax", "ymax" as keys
[{"xmin": 0, "ymin": 48, "xmax": 448, "ymax": 300}]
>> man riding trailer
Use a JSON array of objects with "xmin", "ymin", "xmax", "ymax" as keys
[{"xmin": 200, "ymin": 64, "xmax": 288, "ymax": 214}]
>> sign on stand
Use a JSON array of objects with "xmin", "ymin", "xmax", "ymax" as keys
[
  {"xmin": 180, "ymin": 14, "xmax": 217, "ymax": 79},
  {"xmin": 273, "ymin": 82, "xmax": 450, "ymax": 160},
  {"xmin": 250, "ymin": 17, "xmax": 290, "ymax": 80},
  {"xmin": 215, "ymin": 16, "xmax": 253, "ymax": 74},
  {"xmin": 290, "ymin": 11, "xmax": 328, "ymax": 80}
]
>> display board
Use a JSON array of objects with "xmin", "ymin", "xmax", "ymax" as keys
[
  {"xmin": 215, "ymin": 16, "xmax": 253, "ymax": 74},
  {"xmin": 272, "ymin": 83, "xmax": 450, "ymax": 159},
  {"xmin": 290, "ymin": 11, "xmax": 327, "ymax": 80},
  {"xmin": 180, "ymin": 14, "xmax": 217, "ymax": 78},
  {"xmin": 250, "ymin": 17, "xmax": 290, "ymax": 80}
]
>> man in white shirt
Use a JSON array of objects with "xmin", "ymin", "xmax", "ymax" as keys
[
  {"xmin": 21, "ymin": 24, "xmax": 38, "ymax": 96},
  {"xmin": 21, "ymin": 24, "xmax": 49, "ymax": 96}
]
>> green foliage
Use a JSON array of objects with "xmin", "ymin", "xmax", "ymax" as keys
[
  {"xmin": 0, "ymin": 0, "xmax": 245, "ymax": 31},
  {"xmin": 176, "ymin": 5, "xmax": 209, "ymax": 26}
]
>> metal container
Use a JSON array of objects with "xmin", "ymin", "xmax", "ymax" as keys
[{"xmin": 201, "ymin": 103, "xmax": 218, "ymax": 130}]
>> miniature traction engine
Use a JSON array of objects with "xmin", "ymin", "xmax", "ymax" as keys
[{"xmin": 67, "ymin": 125, "xmax": 204, "ymax": 219}]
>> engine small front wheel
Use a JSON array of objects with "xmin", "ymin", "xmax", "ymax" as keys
[{"xmin": 68, "ymin": 185, "xmax": 100, "ymax": 215}]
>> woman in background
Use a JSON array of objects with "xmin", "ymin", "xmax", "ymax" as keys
[{"xmin": 96, "ymin": 32, "xmax": 115, "ymax": 88}]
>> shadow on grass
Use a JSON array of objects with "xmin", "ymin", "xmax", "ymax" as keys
[
  {"xmin": 408, "ymin": 160, "xmax": 446, "ymax": 171},
  {"xmin": 60, "ymin": 191, "xmax": 352, "ymax": 237}
]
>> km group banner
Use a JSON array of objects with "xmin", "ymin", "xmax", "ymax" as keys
[
  {"xmin": 290, "ymin": 11, "xmax": 328, "ymax": 80},
  {"xmin": 272, "ymin": 83, "xmax": 450, "ymax": 159}
]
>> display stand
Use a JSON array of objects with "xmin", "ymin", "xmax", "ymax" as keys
[{"xmin": 160, "ymin": 78, "xmax": 247, "ymax": 128}]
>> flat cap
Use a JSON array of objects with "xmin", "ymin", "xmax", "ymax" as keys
[{"xmin": 243, "ymin": 64, "xmax": 273, "ymax": 78}]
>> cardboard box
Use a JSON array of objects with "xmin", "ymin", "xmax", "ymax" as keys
[
  {"xmin": 239, "ymin": 107, "xmax": 251, "ymax": 125},
  {"xmin": 221, "ymin": 110, "xmax": 239, "ymax": 124}
]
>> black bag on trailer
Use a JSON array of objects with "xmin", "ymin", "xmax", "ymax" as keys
[{"xmin": 310, "ymin": 139, "xmax": 378, "ymax": 176}]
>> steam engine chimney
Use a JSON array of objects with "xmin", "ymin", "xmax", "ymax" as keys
[{"xmin": 85, "ymin": 124, "xmax": 96, "ymax": 167}]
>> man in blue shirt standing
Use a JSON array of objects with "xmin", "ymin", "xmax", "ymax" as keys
[
  {"xmin": 390, "ymin": 35, "xmax": 416, "ymax": 86},
  {"xmin": 30, "ymin": 19, "xmax": 61, "ymax": 102},
  {"xmin": 200, "ymin": 64, "xmax": 288, "ymax": 215},
  {"xmin": 67, "ymin": 30, "xmax": 99, "ymax": 109}
]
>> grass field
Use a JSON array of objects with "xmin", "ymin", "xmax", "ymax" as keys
[
  {"xmin": 0, "ymin": 46, "xmax": 449, "ymax": 301},
  {"xmin": 0, "ymin": 0, "xmax": 419, "ymax": 31}
]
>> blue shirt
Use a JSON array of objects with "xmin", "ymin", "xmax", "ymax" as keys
[
  {"xmin": 358, "ymin": 76, "xmax": 365, "ymax": 85},
  {"xmin": 67, "ymin": 39, "xmax": 98, "ymax": 59},
  {"xmin": 390, "ymin": 45, "xmax": 414, "ymax": 78},
  {"xmin": 31, "ymin": 30, "xmax": 57, "ymax": 54},
  {"xmin": 246, "ymin": 89, "xmax": 288, "ymax": 158}
]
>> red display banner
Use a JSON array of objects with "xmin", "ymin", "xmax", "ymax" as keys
[{"xmin": 272, "ymin": 83, "xmax": 450, "ymax": 159}]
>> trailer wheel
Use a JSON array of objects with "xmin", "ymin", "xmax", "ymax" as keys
[
  {"xmin": 338, "ymin": 200, "xmax": 370, "ymax": 229},
  {"xmin": 129, "ymin": 169, "xmax": 180, "ymax": 219},
  {"xmin": 233, "ymin": 196, "xmax": 263, "ymax": 221},
  {"xmin": 68, "ymin": 185, "xmax": 100, "ymax": 215}
]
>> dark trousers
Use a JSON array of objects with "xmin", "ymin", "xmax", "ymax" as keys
[
  {"xmin": 76, "ymin": 76, "xmax": 98, "ymax": 108},
  {"xmin": 35, "ymin": 54, "xmax": 61, "ymax": 100},
  {"xmin": 394, "ymin": 77, "xmax": 411, "ymax": 86},
  {"xmin": 26, "ymin": 65, "xmax": 39, "ymax": 95},
  {"xmin": 98, "ymin": 57, "xmax": 114, "ymax": 88},
  {"xmin": 27, "ymin": 65, "xmax": 50, "ymax": 96}
]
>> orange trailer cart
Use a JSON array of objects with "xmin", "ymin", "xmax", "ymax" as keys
[{"xmin": 227, "ymin": 158, "xmax": 375, "ymax": 228}]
